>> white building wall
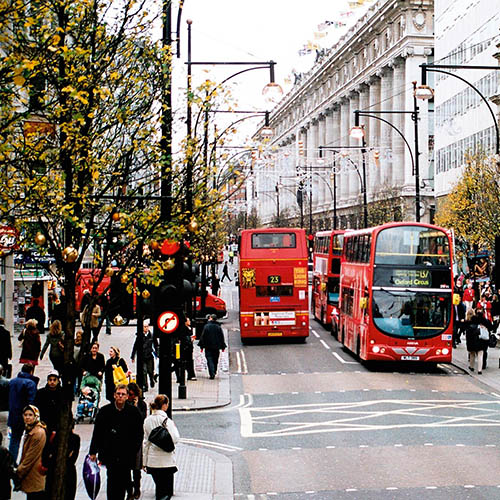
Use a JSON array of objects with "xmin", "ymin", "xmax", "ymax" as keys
[{"xmin": 434, "ymin": 0, "xmax": 500, "ymax": 199}]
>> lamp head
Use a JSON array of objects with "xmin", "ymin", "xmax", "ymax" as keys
[
  {"xmin": 350, "ymin": 125, "xmax": 365, "ymax": 140},
  {"xmin": 415, "ymin": 84, "xmax": 434, "ymax": 100},
  {"xmin": 262, "ymin": 82, "xmax": 283, "ymax": 104}
]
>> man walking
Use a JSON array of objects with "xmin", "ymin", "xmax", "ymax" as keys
[
  {"xmin": 131, "ymin": 319, "xmax": 158, "ymax": 392},
  {"xmin": 198, "ymin": 314, "xmax": 227, "ymax": 379},
  {"xmin": 221, "ymin": 261, "xmax": 231, "ymax": 283},
  {"xmin": 25, "ymin": 298, "xmax": 46, "ymax": 335},
  {"xmin": 34, "ymin": 370, "xmax": 63, "ymax": 433},
  {"xmin": 8, "ymin": 364, "xmax": 38, "ymax": 459},
  {"xmin": 89, "ymin": 383, "xmax": 143, "ymax": 500}
]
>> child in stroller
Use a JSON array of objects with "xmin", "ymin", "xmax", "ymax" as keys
[{"xmin": 76, "ymin": 373, "xmax": 101, "ymax": 423}]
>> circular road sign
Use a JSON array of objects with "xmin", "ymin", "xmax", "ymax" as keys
[{"xmin": 157, "ymin": 311, "xmax": 180, "ymax": 334}]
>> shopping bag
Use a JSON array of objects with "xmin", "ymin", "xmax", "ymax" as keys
[
  {"xmin": 83, "ymin": 454, "xmax": 101, "ymax": 500},
  {"xmin": 113, "ymin": 361, "xmax": 127, "ymax": 385}
]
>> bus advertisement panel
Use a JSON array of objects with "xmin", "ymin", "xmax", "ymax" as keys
[
  {"xmin": 311, "ymin": 230, "xmax": 345, "ymax": 331},
  {"xmin": 339, "ymin": 222, "xmax": 454, "ymax": 363},
  {"xmin": 239, "ymin": 228, "xmax": 309, "ymax": 340}
]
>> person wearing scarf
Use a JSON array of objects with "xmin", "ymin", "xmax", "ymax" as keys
[{"xmin": 16, "ymin": 405, "xmax": 47, "ymax": 498}]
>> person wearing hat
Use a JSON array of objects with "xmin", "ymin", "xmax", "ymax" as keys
[
  {"xmin": 34, "ymin": 370, "xmax": 63, "ymax": 433},
  {"xmin": 131, "ymin": 319, "xmax": 158, "ymax": 393},
  {"xmin": 198, "ymin": 314, "xmax": 227, "ymax": 379},
  {"xmin": 16, "ymin": 405, "xmax": 47, "ymax": 497}
]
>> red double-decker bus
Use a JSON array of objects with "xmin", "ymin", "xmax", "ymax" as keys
[
  {"xmin": 311, "ymin": 230, "xmax": 345, "ymax": 333},
  {"xmin": 238, "ymin": 228, "xmax": 309, "ymax": 341},
  {"xmin": 339, "ymin": 222, "xmax": 454, "ymax": 363}
]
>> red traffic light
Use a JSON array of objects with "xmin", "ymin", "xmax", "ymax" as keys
[
  {"xmin": 308, "ymin": 234, "xmax": 314, "ymax": 241},
  {"xmin": 160, "ymin": 239, "xmax": 181, "ymax": 256}
]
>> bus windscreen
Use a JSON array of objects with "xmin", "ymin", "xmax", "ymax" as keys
[{"xmin": 374, "ymin": 226, "xmax": 450, "ymax": 266}]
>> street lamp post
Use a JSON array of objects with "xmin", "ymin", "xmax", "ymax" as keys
[
  {"xmin": 416, "ymin": 63, "xmax": 500, "ymax": 155},
  {"xmin": 319, "ymin": 145, "xmax": 368, "ymax": 228},
  {"xmin": 352, "ymin": 84, "xmax": 421, "ymax": 222}
]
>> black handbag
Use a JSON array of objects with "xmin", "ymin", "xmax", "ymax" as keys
[
  {"xmin": 148, "ymin": 418, "xmax": 175, "ymax": 452},
  {"xmin": 489, "ymin": 334, "xmax": 498, "ymax": 348}
]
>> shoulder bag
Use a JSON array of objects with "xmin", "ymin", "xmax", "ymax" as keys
[
  {"xmin": 148, "ymin": 418, "xmax": 175, "ymax": 452},
  {"xmin": 112, "ymin": 359, "xmax": 127, "ymax": 385},
  {"xmin": 478, "ymin": 324, "xmax": 489, "ymax": 341}
]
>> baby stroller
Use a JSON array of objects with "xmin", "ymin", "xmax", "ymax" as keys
[{"xmin": 76, "ymin": 374, "xmax": 101, "ymax": 423}]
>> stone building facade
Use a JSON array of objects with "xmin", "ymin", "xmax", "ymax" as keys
[{"xmin": 257, "ymin": 0, "xmax": 435, "ymax": 230}]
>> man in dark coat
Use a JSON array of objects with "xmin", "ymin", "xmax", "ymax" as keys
[
  {"xmin": 198, "ymin": 314, "xmax": 227, "ymax": 379},
  {"xmin": 7, "ymin": 364, "xmax": 38, "ymax": 460},
  {"xmin": 131, "ymin": 320, "xmax": 158, "ymax": 392},
  {"xmin": 34, "ymin": 370, "xmax": 63, "ymax": 432},
  {"xmin": 89, "ymin": 383, "xmax": 143, "ymax": 500},
  {"xmin": 0, "ymin": 318, "xmax": 12, "ymax": 377},
  {"xmin": 25, "ymin": 298, "xmax": 46, "ymax": 335}
]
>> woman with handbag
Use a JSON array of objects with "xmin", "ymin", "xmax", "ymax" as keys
[
  {"xmin": 143, "ymin": 394, "xmax": 180, "ymax": 500},
  {"xmin": 15, "ymin": 405, "xmax": 47, "ymax": 499},
  {"xmin": 104, "ymin": 346, "xmax": 128, "ymax": 403},
  {"xmin": 465, "ymin": 309, "xmax": 489, "ymax": 374},
  {"xmin": 40, "ymin": 320, "xmax": 65, "ymax": 373}
]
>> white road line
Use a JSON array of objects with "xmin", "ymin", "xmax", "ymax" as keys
[
  {"xmin": 236, "ymin": 351, "xmax": 241, "ymax": 373},
  {"xmin": 332, "ymin": 351, "xmax": 358, "ymax": 364},
  {"xmin": 320, "ymin": 339, "xmax": 330, "ymax": 350},
  {"xmin": 241, "ymin": 350, "xmax": 248, "ymax": 374},
  {"xmin": 180, "ymin": 438, "xmax": 242, "ymax": 452},
  {"xmin": 311, "ymin": 329, "xmax": 320, "ymax": 338}
]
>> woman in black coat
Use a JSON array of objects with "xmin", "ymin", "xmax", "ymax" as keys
[
  {"xmin": 104, "ymin": 346, "xmax": 128, "ymax": 402},
  {"xmin": 464, "ymin": 309, "xmax": 490, "ymax": 374}
]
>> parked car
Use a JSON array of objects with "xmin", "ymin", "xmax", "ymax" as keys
[{"xmin": 195, "ymin": 292, "xmax": 227, "ymax": 318}]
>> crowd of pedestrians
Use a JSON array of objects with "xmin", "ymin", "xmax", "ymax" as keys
[
  {"xmin": 0, "ymin": 289, "xmax": 228, "ymax": 500},
  {"xmin": 453, "ymin": 269, "xmax": 500, "ymax": 374}
]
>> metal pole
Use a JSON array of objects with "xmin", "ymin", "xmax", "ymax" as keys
[
  {"xmin": 276, "ymin": 184, "xmax": 280, "ymax": 225},
  {"xmin": 309, "ymin": 165, "xmax": 312, "ymax": 234},
  {"xmin": 186, "ymin": 19, "xmax": 193, "ymax": 215},
  {"xmin": 361, "ymin": 137, "xmax": 368, "ymax": 228},
  {"xmin": 333, "ymin": 156, "xmax": 337, "ymax": 230},
  {"xmin": 412, "ymin": 81, "xmax": 421, "ymax": 222},
  {"xmin": 159, "ymin": 0, "xmax": 173, "ymax": 419}
]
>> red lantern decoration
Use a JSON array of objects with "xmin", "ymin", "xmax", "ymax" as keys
[{"xmin": 160, "ymin": 239, "xmax": 180, "ymax": 256}]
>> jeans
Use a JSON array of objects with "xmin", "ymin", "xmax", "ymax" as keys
[
  {"xmin": 9, "ymin": 425, "xmax": 24, "ymax": 462},
  {"xmin": 204, "ymin": 349, "xmax": 220, "ymax": 378},
  {"xmin": 142, "ymin": 357, "xmax": 155, "ymax": 391},
  {"xmin": 148, "ymin": 467, "xmax": 175, "ymax": 499}
]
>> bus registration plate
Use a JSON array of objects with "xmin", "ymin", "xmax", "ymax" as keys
[
  {"xmin": 401, "ymin": 355, "xmax": 420, "ymax": 361},
  {"xmin": 268, "ymin": 332, "xmax": 283, "ymax": 336}
]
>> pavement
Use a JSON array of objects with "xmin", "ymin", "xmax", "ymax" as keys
[
  {"xmin": 1, "ymin": 320, "xmax": 233, "ymax": 500},
  {"xmin": 450, "ymin": 334, "xmax": 500, "ymax": 394}
]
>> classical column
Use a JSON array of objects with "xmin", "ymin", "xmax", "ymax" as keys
[
  {"xmin": 368, "ymin": 76, "xmax": 381, "ymax": 187},
  {"xmin": 349, "ymin": 91, "xmax": 360, "ymax": 203},
  {"xmin": 379, "ymin": 66, "xmax": 393, "ymax": 186},
  {"xmin": 317, "ymin": 114, "xmax": 326, "ymax": 206},
  {"xmin": 339, "ymin": 99, "xmax": 350, "ymax": 201},
  {"xmin": 331, "ymin": 104, "xmax": 342, "ymax": 207},
  {"xmin": 392, "ymin": 58, "xmax": 405, "ymax": 186},
  {"xmin": 358, "ymin": 84, "xmax": 370, "ymax": 199}
]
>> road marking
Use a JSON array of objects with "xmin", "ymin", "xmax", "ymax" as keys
[
  {"xmin": 311, "ymin": 329, "xmax": 320, "ymax": 338},
  {"xmin": 320, "ymin": 339, "xmax": 330, "ymax": 350},
  {"xmin": 236, "ymin": 351, "xmax": 241, "ymax": 373},
  {"xmin": 180, "ymin": 438, "xmax": 242, "ymax": 452},
  {"xmin": 241, "ymin": 350, "xmax": 248, "ymax": 374},
  {"xmin": 239, "ymin": 399, "xmax": 500, "ymax": 438},
  {"xmin": 332, "ymin": 351, "xmax": 358, "ymax": 364}
]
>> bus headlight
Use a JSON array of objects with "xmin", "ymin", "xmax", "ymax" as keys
[
  {"xmin": 372, "ymin": 345, "xmax": 380, "ymax": 353},
  {"xmin": 442, "ymin": 348, "xmax": 449, "ymax": 355},
  {"xmin": 244, "ymin": 322, "xmax": 248, "ymax": 328},
  {"xmin": 436, "ymin": 349, "xmax": 441, "ymax": 355},
  {"xmin": 380, "ymin": 347, "xmax": 385, "ymax": 353}
]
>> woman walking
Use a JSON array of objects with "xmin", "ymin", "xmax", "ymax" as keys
[
  {"xmin": 143, "ymin": 395, "xmax": 180, "ymax": 500},
  {"xmin": 40, "ymin": 320, "xmax": 65, "ymax": 372},
  {"xmin": 104, "ymin": 346, "xmax": 128, "ymax": 403},
  {"xmin": 464, "ymin": 309, "xmax": 488, "ymax": 374},
  {"xmin": 18, "ymin": 319, "xmax": 41, "ymax": 367},
  {"xmin": 16, "ymin": 405, "xmax": 47, "ymax": 499},
  {"xmin": 81, "ymin": 342, "xmax": 105, "ymax": 381}
]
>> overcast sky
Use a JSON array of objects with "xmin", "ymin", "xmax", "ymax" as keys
[{"xmin": 173, "ymin": 0, "xmax": 375, "ymax": 140}]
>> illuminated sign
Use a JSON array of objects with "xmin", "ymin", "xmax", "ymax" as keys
[
  {"xmin": 392, "ymin": 269, "xmax": 431, "ymax": 287},
  {"xmin": 268, "ymin": 275, "xmax": 281, "ymax": 284}
]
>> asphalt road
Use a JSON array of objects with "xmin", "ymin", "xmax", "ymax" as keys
[{"xmin": 175, "ymin": 278, "xmax": 500, "ymax": 499}]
